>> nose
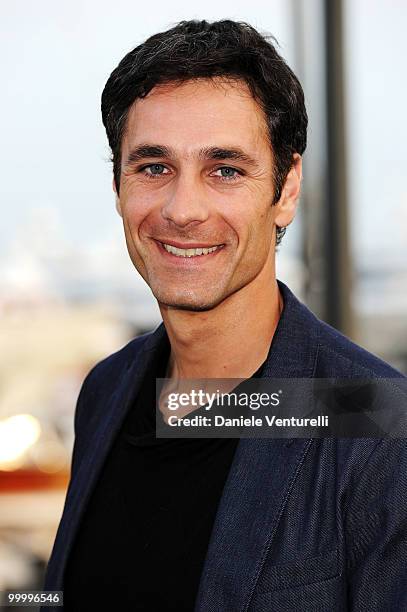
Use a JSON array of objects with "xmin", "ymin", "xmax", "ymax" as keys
[{"xmin": 161, "ymin": 171, "xmax": 210, "ymax": 228}]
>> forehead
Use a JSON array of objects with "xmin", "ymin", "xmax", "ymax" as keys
[{"xmin": 122, "ymin": 78, "xmax": 271, "ymax": 157}]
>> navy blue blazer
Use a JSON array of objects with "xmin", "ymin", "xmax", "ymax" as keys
[{"xmin": 43, "ymin": 281, "xmax": 407, "ymax": 611}]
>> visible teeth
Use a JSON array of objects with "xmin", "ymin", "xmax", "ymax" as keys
[{"xmin": 162, "ymin": 243, "xmax": 221, "ymax": 257}]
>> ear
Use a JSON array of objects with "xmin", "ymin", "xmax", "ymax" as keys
[
  {"xmin": 112, "ymin": 177, "xmax": 122, "ymax": 218},
  {"xmin": 273, "ymin": 153, "xmax": 302, "ymax": 228}
]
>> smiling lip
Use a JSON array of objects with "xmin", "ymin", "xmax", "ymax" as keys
[
  {"xmin": 154, "ymin": 239, "xmax": 224, "ymax": 249},
  {"xmin": 153, "ymin": 239, "xmax": 225, "ymax": 262}
]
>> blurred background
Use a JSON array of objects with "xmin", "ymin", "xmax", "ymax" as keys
[{"xmin": 1, "ymin": 0, "xmax": 406, "ymax": 606}]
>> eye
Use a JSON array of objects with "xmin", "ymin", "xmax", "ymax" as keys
[
  {"xmin": 212, "ymin": 166, "xmax": 241, "ymax": 182},
  {"xmin": 140, "ymin": 163, "xmax": 170, "ymax": 178}
]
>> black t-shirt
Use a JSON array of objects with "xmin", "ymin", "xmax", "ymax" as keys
[{"xmin": 63, "ymin": 341, "xmax": 266, "ymax": 611}]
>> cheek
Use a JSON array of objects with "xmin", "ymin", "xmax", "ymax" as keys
[
  {"xmin": 230, "ymin": 203, "xmax": 273, "ymax": 248},
  {"xmin": 121, "ymin": 191, "xmax": 157, "ymax": 231}
]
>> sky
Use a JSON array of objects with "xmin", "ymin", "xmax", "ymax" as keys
[{"xmin": 1, "ymin": 0, "xmax": 406, "ymax": 264}]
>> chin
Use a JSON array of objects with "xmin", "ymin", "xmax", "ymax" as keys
[{"xmin": 153, "ymin": 288, "xmax": 223, "ymax": 312}]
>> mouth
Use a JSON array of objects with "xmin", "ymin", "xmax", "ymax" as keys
[{"xmin": 155, "ymin": 239, "xmax": 225, "ymax": 259}]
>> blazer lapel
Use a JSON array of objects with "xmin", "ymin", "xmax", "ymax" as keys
[
  {"xmin": 46, "ymin": 324, "xmax": 168, "ymax": 591},
  {"xmin": 195, "ymin": 280, "xmax": 320, "ymax": 611},
  {"xmin": 194, "ymin": 438, "xmax": 314, "ymax": 611}
]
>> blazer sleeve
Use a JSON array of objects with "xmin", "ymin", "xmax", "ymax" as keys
[
  {"xmin": 345, "ymin": 439, "xmax": 407, "ymax": 610},
  {"xmin": 69, "ymin": 366, "xmax": 99, "ymax": 478}
]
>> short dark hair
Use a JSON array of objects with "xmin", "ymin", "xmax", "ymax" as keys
[{"xmin": 101, "ymin": 19, "xmax": 308, "ymax": 245}]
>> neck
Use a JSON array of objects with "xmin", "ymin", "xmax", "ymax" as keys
[{"xmin": 158, "ymin": 267, "xmax": 283, "ymax": 380}]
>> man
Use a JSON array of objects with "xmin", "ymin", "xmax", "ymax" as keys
[{"xmin": 43, "ymin": 20, "xmax": 406, "ymax": 611}]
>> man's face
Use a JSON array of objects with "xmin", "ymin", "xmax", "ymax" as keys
[{"xmin": 117, "ymin": 78, "xmax": 294, "ymax": 311}]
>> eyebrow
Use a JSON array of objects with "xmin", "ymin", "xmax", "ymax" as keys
[{"xmin": 124, "ymin": 144, "xmax": 260, "ymax": 169}]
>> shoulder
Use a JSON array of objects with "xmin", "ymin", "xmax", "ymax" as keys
[
  {"xmin": 82, "ymin": 329, "xmax": 154, "ymax": 388},
  {"xmin": 277, "ymin": 280, "xmax": 404, "ymax": 378},
  {"xmin": 73, "ymin": 328, "xmax": 156, "ymax": 432},
  {"xmin": 314, "ymin": 316, "xmax": 403, "ymax": 378}
]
